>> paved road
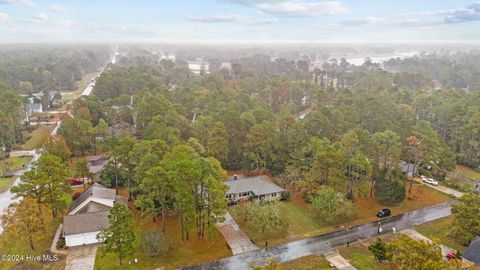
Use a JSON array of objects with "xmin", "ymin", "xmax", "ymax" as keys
[{"xmin": 185, "ymin": 201, "xmax": 454, "ymax": 270}]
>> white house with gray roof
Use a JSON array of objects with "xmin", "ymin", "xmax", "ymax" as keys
[
  {"xmin": 225, "ymin": 175, "xmax": 284, "ymax": 203},
  {"xmin": 62, "ymin": 183, "xmax": 126, "ymax": 247}
]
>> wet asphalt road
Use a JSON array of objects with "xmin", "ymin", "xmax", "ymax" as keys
[{"xmin": 184, "ymin": 200, "xmax": 455, "ymax": 270}]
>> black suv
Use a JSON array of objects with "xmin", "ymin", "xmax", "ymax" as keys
[{"xmin": 376, "ymin": 208, "xmax": 391, "ymax": 218}]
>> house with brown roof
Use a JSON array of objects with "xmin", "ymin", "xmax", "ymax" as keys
[{"xmin": 62, "ymin": 183, "xmax": 126, "ymax": 247}]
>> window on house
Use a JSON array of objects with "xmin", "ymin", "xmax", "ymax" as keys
[{"xmin": 271, "ymin": 193, "xmax": 277, "ymax": 197}]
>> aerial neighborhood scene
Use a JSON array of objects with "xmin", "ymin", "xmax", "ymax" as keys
[{"xmin": 1, "ymin": 1, "xmax": 480, "ymax": 270}]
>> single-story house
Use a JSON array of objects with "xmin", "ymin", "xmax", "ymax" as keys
[
  {"xmin": 224, "ymin": 175, "xmax": 285, "ymax": 204},
  {"xmin": 85, "ymin": 155, "xmax": 109, "ymax": 176},
  {"xmin": 463, "ymin": 236, "xmax": 480, "ymax": 265},
  {"xmin": 62, "ymin": 183, "xmax": 126, "ymax": 247}
]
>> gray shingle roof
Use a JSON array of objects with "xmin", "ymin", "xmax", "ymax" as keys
[
  {"xmin": 63, "ymin": 211, "xmax": 109, "ymax": 236},
  {"xmin": 68, "ymin": 183, "xmax": 116, "ymax": 213},
  {"xmin": 464, "ymin": 236, "xmax": 480, "ymax": 265},
  {"xmin": 225, "ymin": 176, "xmax": 284, "ymax": 196}
]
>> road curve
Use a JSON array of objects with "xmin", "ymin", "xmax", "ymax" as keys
[{"xmin": 184, "ymin": 200, "xmax": 455, "ymax": 270}]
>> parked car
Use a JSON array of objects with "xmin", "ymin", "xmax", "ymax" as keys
[
  {"xmin": 376, "ymin": 208, "xmax": 391, "ymax": 218},
  {"xmin": 422, "ymin": 178, "xmax": 438, "ymax": 186},
  {"xmin": 70, "ymin": 178, "xmax": 83, "ymax": 186}
]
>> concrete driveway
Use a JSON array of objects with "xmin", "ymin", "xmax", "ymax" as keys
[
  {"xmin": 65, "ymin": 244, "xmax": 98, "ymax": 270},
  {"xmin": 217, "ymin": 212, "xmax": 259, "ymax": 255},
  {"xmin": 422, "ymin": 183, "xmax": 464, "ymax": 198}
]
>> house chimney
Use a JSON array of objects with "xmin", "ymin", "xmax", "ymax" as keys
[{"xmin": 233, "ymin": 175, "xmax": 238, "ymax": 180}]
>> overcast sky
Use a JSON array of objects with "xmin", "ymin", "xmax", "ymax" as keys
[{"xmin": 0, "ymin": 0, "xmax": 480, "ymax": 43}]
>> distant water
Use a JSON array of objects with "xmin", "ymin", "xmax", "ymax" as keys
[{"xmin": 346, "ymin": 51, "xmax": 418, "ymax": 66}]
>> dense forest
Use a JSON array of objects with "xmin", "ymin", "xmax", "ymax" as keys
[
  {"xmin": 62, "ymin": 48, "xmax": 479, "ymax": 207},
  {"xmin": 0, "ymin": 45, "xmax": 111, "ymax": 94}
]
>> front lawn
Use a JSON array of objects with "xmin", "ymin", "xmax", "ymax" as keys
[
  {"xmin": 338, "ymin": 235, "xmax": 399, "ymax": 270},
  {"xmin": 414, "ymin": 216, "xmax": 467, "ymax": 252},
  {"xmin": 231, "ymin": 184, "xmax": 450, "ymax": 247},
  {"xmin": 280, "ymin": 254, "xmax": 331, "ymax": 270},
  {"xmin": 22, "ymin": 125, "xmax": 54, "ymax": 150},
  {"xmin": 455, "ymin": 165, "xmax": 480, "ymax": 181},
  {"xmin": 230, "ymin": 201, "xmax": 323, "ymax": 246},
  {"xmin": 0, "ymin": 156, "xmax": 32, "ymax": 174},
  {"xmin": 94, "ymin": 206, "xmax": 231, "ymax": 270},
  {"xmin": 0, "ymin": 176, "xmax": 16, "ymax": 193}
]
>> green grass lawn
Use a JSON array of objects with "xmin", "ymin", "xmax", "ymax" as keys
[
  {"xmin": 22, "ymin": 125, "xmax": 54, "ymax": 150},
  {"xmin": 414, "ymin": 216, "xmax": 467, "ymax": 252},
  {"xmin": 455, "ymin": 165, "xmax": 480, "ymax": 181},
  {"xmin": 338, "ymin": 236, "xmax": 398, "ymax": 270},
  {"xmin": 94, "ymin": 205, "xmax": 231, "ymax": 270},
  {"xmin": 0, "ymin": 176, "xmax": 16, "ymax": 193},
  {"xmin": 280, "ymin": 254, "xmax": 331, "ymax": 270},
  {"xmin": 0, "ymin": 156, "xmax": 32, "ymax": 174}
]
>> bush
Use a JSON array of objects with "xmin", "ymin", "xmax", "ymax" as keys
[
  {"xmin": 368, "ymin": 239, "xmax": 390, "ymax": 262},
  {"xmin": 57, "ymin": 237, "xmax": 66, "ymax": 249},
  {"xmin": 311, "ymin": 186, "xmax": 353, "ymax": 224},
  {"xmin": 280, "ymin": 191, "xmax": 290, "ymax": 201}
]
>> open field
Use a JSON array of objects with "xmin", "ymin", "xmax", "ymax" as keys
[
  {"xmin": 59, "ymin": 71, "xmax": 98, "ymax": 108},
  {"xmin": 94, "ymin": 202, "xmax": 231, "ymax": 270},
  {"xmin": 280, "ymin": 254, "xmax": 331, "ymax": 270},
  {"xmin": 231, "ymin": 184, "xmax": 450, "ymax": 246},
  {"xmin": 414, "ymin": 216, "xmax": 467, "ymax": 252},
  {"xmin": 22, "ymin": 125, "xmax": 55, "ymax": 150}
]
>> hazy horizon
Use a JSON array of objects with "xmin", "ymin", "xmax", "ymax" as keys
[{"xmin": 1, "ymin": 0, "xmax": 480, "ymax": 43}]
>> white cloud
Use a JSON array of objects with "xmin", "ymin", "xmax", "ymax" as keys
[
  {"xmin": 186, "ymin": 14, "xmax": 249, "ymax": 23},
  {"xmin": 0, "ymin": 0, "xmax": 36, "ymax": 8},
  {"xmin": 0, "ymin": 12, "xmax": 9, "ymax": 23},
  {"xmin": 51, "ymin": 4, "xmax": 67, "ymax": 13},
  {"xmin": 186, "ymin": 14, "xmax": 277, "ymax": 26},
  {"xmin": 32, "ymin": 12, "xmax": 48, "ymax": 21},
  {"xmin": 223, "ymin": 0, "xmax": 347, "ymax": 17},
  {"xmin": 60, "ymin": 19, "xmax": 74, "ymax": 27}
]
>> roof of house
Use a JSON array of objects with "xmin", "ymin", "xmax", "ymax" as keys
[
  {"xmin": 89, "ymin": 164, "xmax": 108, "ymax": 175},
  {"xmin": 224, "ymin": 175, "xmax": 284, "ymax": 196},
  {"xmin": 85, "ymin": 155, "xmax": 107, "ymax": 162},
  {"xmin": 63, "ymin": 211, "xmax": 110, "ymax": 236},
  {"xmin": 68, "ymin": 183, "xmax": 116, "ymax": 213},
  {"xmin": 24, "ymin": 103, "xmax": 42, "ymax": 112},
  {"xmin": 464, "ymin": 236, "xmax": 480, "ymax": 265}
]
